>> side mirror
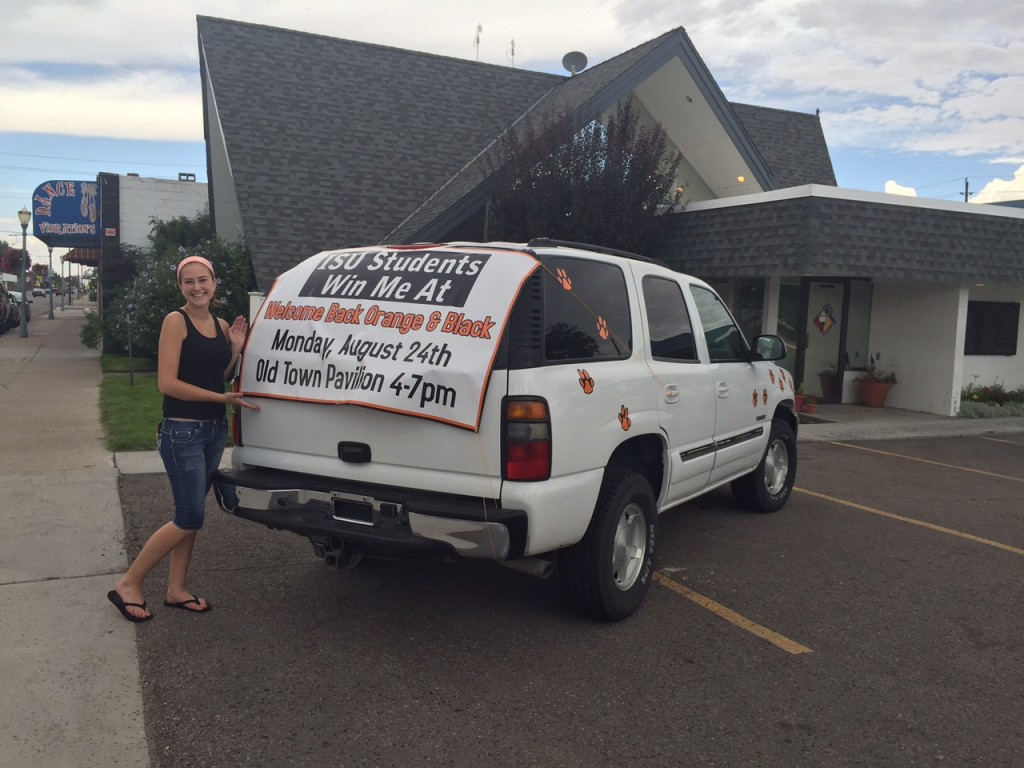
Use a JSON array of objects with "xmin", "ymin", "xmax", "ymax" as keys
[{"xmin": 751, "ymin": 334, "xmax": 787, "ymax": 361}]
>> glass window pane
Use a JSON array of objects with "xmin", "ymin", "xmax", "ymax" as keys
[
  {"xmin": 543, "ymin": 257, "xmax": 632, "ymax": 361},
  {"xmin": 643, "ymin": 277, "xmax": 697, "ymax": 361},
  {"xmin": 691, "ymin": 285, "xmax": 747, "ymax": 362}
]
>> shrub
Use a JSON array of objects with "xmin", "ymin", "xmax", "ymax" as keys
[
  {"xmin": 959, "ymin": 379, "xmax": 1024, "ymax": 418},
  {"xmin": 80, "ymin": 309, "xmax": 103, "ymax": 349},
  {"xmin": 104, "ymin": 239, "xmax": 254, "ymax": 358}
]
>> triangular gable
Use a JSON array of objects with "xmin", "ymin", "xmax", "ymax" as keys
[{"xmin": 386, "ymin": 28, "xmax": 782, "ymax": 244}]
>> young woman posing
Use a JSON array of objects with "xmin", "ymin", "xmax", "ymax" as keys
[{"xmin": 108, "ymin": 255, "xmax": 260, "ymax": 622}]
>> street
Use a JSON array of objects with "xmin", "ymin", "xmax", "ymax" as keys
[{"xmin": 118, "ymin": 434, "xmax": 1024, "ymax": 768}]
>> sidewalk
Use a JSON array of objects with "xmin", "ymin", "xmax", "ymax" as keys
[
  {"xmin": 1, "ymin": 306, "xmax": 1022, "ymax": 768},
  {"xmin": 0, "ymin": 301, "xmax": 149, "ymax": 768}
]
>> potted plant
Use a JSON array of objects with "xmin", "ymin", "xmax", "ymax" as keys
[
  {"xmin": 818, "ymin": 361, "xmax": 842, "ymax": 402},
  {"xmin": 803, "ymin": 395, "xmax": 818, "ymax": 414},
  {"xmin": 794, "ymin": 384, "xmax": 807, "ymax": 413},
  {"xmin": 857, "ymin": 355, "xmax": 897, "ymax": 408}
]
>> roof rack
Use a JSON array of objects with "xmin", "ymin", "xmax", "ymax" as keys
[{"xmin": 526, "ymin": 237, "xmax": 657, "ymax": 264}]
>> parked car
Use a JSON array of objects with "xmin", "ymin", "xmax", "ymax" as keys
[
  {"xmin": 213, "ymin": 239, "xmax": 798, "ymax": 621},
  {"xmin": 9, "ymin": 291, "xmax": 32, "ymax": 323},
  {"xmin": 32, "ymin": 287, "xmax": 45, "ymax": 297},
  {"xmin": 0, "ymin": 285, "xmax": 17, "ymax": 333}
]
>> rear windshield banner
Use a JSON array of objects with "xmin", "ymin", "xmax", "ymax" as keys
[{"xmin": 242, "ymin": 246, "xmax": 539, "ymax": 429}]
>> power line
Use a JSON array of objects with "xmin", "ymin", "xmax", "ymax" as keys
[{"xmin": 0, "ymin": 150, "xmax": 203, "ymax": 168}]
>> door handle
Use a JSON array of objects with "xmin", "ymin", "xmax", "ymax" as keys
[
  {"xmin": 664, "ymin": 384, "xmax": 679, "ymax": 404},
  {"xmin": 716, "ymin": 381, "xmax": 729, "ymax": 398}
]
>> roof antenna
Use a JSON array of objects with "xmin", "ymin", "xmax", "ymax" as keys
[
  {"xmin": 561, "ymin": 50, "xmax": 588, "ymax": 76},
  {"xmin": 507, "ymin": 38, "xmax": 515, "ymax": 67},
  {"xmin": 474, "ymin": 23, "xmax": 482, "ymax": 60}
]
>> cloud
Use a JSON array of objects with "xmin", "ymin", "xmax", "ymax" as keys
[
  {"xmin": 884, "ymin": 181, "xmax": 918, "ymax": 197},
  {"xmin": 969, "ymin": 164, "xmax": 1024, "ymax": 204},
  {"xmin": 0, "ymin": 65, "xmax": 202, "ymax": 141}
]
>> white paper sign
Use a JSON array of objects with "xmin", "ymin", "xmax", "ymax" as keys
[{"xmin": 241, "ymin": 245, "xmax": 539, "ymax": 430}]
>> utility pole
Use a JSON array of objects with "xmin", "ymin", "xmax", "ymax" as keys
[{"xmin": 964, "ymin": 178, "xmax": 969, "ymax": 202}]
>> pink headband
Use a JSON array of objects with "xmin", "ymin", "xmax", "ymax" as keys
[{"xmin": 176, "ymin": 255, "xmax": 215, "ymax": 282}]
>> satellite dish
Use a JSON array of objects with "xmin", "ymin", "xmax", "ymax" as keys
[{"xmin": 562, "ymin": 51, "xmax": 588, "ymax": 76}]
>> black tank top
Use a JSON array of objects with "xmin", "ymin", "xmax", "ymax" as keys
[{"xmin": 162, "ymin": 309, "xmax": 231, "ymax": 420}]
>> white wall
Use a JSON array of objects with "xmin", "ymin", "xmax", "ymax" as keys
[
  {"xmin": 962, "ymin": 284, "xmax": 1024, "ymax": 392},
  {"xmin": 869, "ymin": 282, "xmax": 967, "ymax": 416},
  {"xmin": 118, "ymin": 176, "xmax": 209, "ymax": 249}
]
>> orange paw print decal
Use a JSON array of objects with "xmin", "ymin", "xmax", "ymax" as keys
[
  {"xmin": 578, "ymin": 369, "xmax": 595, "ymax": 394},
  {"xmin": 752, "ymin": 389, "xmax": 759, "ymax": 407},
  {"xmin": 779, "ymin": 376, "xmax": 786, "ymax": 391},
  {"xmin": 762, "ymin": 388, "xmax": 769, "ymax": 405},
  {"xmin": 618, "ymin": 405, "xmax": 631, "ymax": 431},
  {"xmin": 556, "ymin": 268, "xmax": 572, "ymax": 291},
  {"xmin": 769, "ymin": 370, "xmax": 776, "ymax": 385},
  {"xmin": 596, "ymin": 316, "xmax": 609, "ymax": 340}
]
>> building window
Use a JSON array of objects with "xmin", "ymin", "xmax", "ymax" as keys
[{"xmin": 964, "ymin": 301, "xmax": 1020, "ymax": 356}]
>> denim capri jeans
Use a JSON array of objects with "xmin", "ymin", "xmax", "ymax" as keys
[{"xmin": 158, "ymin": 418, "xmax": 228, "ymax": 530}]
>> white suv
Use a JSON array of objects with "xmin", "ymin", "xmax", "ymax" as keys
[{"xmin": 215, "ymin": 239, "xmax": 797, "ymax": 620}]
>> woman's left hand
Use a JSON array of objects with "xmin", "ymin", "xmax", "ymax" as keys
[
  {"xmin": 225, "ymin": 390, "xmax": 261, "ymax": 411},
  {"xmin": 227, "ymin": 315, "xmax": 248, "ymax": 351}
]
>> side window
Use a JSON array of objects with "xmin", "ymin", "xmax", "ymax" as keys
[
  {"xmin": 691, "ymin": 285, "xmax": 748, "ymax": 363},
  {"xmin": 543, "ymin": 257, "xmax": 632, "ymax": 361},
  {"xmin": 964, "ymin": 301, "xmax": 1019, "ymax": 355},
  {"xmin": 642, "ymin": 276, "xmax": 697, "ymax": 362}
]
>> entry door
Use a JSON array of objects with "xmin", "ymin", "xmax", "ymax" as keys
[{"xmin": 804, "ymin": 281, "xmax": 844, "ymax": 401}]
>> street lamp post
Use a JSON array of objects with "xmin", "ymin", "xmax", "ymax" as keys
[
  {"xmin": 48, "ymin": 246, "xmax": 55, "ymax": 319},
  {"xmin": 17, "ymin": 207, "xmax": 30, "ymax": 338}
]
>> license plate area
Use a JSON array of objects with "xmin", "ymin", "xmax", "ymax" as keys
[{"xmin": 330, "ymin": 493, "xmax": 402, "ymax": 527}]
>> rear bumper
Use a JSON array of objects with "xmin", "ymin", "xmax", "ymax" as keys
[{"xmin": 212, "ymin": 467, "xmax": 527, "ymax": 561}]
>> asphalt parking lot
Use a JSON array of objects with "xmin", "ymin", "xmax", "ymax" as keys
[{"xmin": 119, "ymin": 433, "xmax": 1023, "ymax": 768}]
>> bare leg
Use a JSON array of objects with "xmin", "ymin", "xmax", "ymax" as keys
[
  {"xmin": 166, "ymin": 531, "xmax": 208, "ymax": 610},
  {"xmin": 114, "ymin": 522, "xmax": 194, "ymax": 620}
]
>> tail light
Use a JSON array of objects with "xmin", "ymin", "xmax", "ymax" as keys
[
  {"xmin": 230, "ymin": 377, "xmax": 242, "ymax": 447},
  {"xmin": 503, "ymin": 397, "xmax": 551, "ymax": 481}
]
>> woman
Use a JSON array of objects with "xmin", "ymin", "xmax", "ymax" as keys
[{"xmin": 107, "ymin": 255, "xmax": 259, "ymax": 622}]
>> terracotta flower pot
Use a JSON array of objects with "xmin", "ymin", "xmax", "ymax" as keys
[
  {"xmin": 795, "ymin": 394, "xmax": 807, "ymax": 412},
  {"xmin": 819, "ymin": 373, "xmax": 842, "ymax": 402},
  {"xmin": 859, "ymin": 381, "xmax": 891, "ymax": 408}
]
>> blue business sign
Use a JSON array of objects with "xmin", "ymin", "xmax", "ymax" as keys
[{"xmin": 32, "ymin": 179, "xmax": 101, "ymax": 248}]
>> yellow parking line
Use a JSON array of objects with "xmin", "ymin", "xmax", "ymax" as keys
[
  {"xmin": 830, "ymin": 442, "xmax": 1024, "ymax": 482},
  {"xmin": 653, "ymin": 571, "xmax": 813, "ymax": 655},
  {"xmin": 795, "ymin": 487, "xmax": 1024, "ymax": 557}
]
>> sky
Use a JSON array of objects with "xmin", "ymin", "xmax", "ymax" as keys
[{"xmin": 2, "ymin": 0, "xmax": 1023, "ymax": 268}]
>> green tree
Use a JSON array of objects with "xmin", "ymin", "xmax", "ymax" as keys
[
  {"xmin": 2, "ymin": 241, "xmax": 29, "ymax": 275},
  {"xmin": 485, "ymin": 99, "xmax": 683, "ymax": 255},
  {"xmin": 102, "ymin": 211, "xmax": 254, "ymax": 356}
]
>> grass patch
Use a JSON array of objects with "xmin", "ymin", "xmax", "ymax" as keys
[
  {"xmin": 99, "ymin": 373, "xmax": 162, "ymax": 452},
  {"xmin": 102, "ymin": 353, "xmax": 157, "ymax": 373},
  {"xmin": 99, "ymin": 372, "xmax": 237, "ymax": 452}
]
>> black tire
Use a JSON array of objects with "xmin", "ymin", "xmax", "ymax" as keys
[
  {"xmin": 731, "ymin": 418, "xmax": 797, "ymax": 513},
  {"xmin": 560, "ymin": 468, "xmax": 657, "ymax": 621}
]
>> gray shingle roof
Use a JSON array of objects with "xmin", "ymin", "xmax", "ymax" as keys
[
  {"xmin": 198, "ymin": 16, "xmax": 559, "ymax": 288},
  {"xmin": 384, "ymin": 30, "xmax": 683, "ymax": 244},
  {"xmin": 652, "ymin": 191, "xmax": 1024, "ymax": 283},
  {"xmin": 198, "ymin": 17, "xmax": 838, "ymax": 290},
  {"xmin": 730, "ymin": 103, "xmax": 836, "ymax": 187}
]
